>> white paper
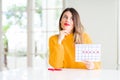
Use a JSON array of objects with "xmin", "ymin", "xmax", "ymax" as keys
[{"xmin": 75, "ymin": 44, "xmax": 101, "ymax": 62}]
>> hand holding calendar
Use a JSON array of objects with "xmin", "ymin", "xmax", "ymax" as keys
[{"xmin": 75, "ymin": 44, "xmax": 101, "ymax": 62}]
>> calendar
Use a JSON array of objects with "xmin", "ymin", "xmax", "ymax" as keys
[{"xmin": 75, "ymin": 44, "xmax": 101, "ymax": 62}]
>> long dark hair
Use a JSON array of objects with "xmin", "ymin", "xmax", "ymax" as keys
[{"xmin": 59, "ymin": 8, "xmax": 84, "ymax": 43}]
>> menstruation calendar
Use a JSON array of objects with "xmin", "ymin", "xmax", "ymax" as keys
[{"xmin": 75, "ymin": 44, "xmax": 101, "ymax": 62}]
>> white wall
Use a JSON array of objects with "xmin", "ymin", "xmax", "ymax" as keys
[
  {"xmin": 119, "ymin": 0, "xmax": 120, "ymax": 69},
  {"xmin": 64, "ymin": 0, "xmax": 118, "ymax": 69}
]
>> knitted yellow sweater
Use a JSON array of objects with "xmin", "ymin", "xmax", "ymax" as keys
[{"xmin": 49, "ymin": 33, "xmax": 101, "ymax": 69}]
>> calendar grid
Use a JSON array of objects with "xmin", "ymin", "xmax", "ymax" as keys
[{"xmin": 75, "ymin": 44, "xmax": 101, "ymax": 62}]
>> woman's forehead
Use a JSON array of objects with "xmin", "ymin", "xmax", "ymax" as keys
[{"xmin": 63, "ymin": 11, "xmax": 72, "ymax": 16}]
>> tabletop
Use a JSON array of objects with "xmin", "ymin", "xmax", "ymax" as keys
[{"xmin": 0, "ymin": 68, "xmax": 119, "ymax": 80}]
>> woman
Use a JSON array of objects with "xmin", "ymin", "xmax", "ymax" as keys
[{"xmin": 49, "ymin": 8, "xmax": 101, "ymax": 69}]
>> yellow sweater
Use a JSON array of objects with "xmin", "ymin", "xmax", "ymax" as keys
[{"xmin": 49, "ymin": 33, "xmax": 101, "ymax": 69}]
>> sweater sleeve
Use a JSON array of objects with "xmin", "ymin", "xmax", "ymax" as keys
[
  {"xmin": 93, "ymin": 62, "xmax": 101, "ymax": 69},
  {"xmin": 83, "ymin": 32, "xmax": 92, "ymax": 44},
  {"xmin": 49, "ymin": 35, "xmax": 64, "ymax": 68}
]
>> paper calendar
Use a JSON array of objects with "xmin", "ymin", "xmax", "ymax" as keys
[{"xmin": 75, "ymin": 44, "xmax": 101, "ymax": 62}]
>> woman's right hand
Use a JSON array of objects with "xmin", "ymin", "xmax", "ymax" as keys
[{"xmin": 58, "ymin": 30, "xmax": 69, "ymax": 44}]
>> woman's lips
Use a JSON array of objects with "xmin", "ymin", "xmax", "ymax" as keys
[{"xmin": 64, "ymin": 23, "xmax": 70, "ymax": 26}]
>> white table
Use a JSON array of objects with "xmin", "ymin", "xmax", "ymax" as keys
[{"xmin": 0, "ymin": 68, "xmax": 119, "ymax": 80}]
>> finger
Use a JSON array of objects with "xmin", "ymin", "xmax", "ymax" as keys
[
  {"xmin": 82, "ymin": 60, "xmax": 89, "ymax": 63},
  {"xmin": 64, "ymin": 32, "xmax": 69, "ymax": 36},
  {"xmin": 64, "ymin": 30, "xmax": 70, "ymax": 34},
  {"xmin": 82, "ymin": 61, "xmax": 91, "ymax": 65},
  {"xmin": 63, "ymin": 30, "xmax": 70, "ymax": 36}
]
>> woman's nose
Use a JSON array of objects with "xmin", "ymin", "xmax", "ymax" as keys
[{"xmin": 66, "ymin": 18, "xmax": 71, "ymax": 22}]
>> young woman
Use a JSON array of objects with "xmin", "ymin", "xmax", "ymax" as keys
[{"xmin": 49, "ymin": 8, "xmax": 101, "ymax": 69}]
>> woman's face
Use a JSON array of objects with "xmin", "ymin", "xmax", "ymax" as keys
[{"xmin": 60, "ymin": 11, "xmax": 74, "ymax": 33}]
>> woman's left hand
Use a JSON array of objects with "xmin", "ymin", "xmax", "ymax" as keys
[{"xmin": 83, "ymin": 61, "xmax": 94, "ymax": 70}]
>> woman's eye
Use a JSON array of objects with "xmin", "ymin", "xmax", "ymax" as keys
[
  {"xmin": 63, "ymin": 15, "xmax": 67, "ymax": 19},
  {"xmin": 62, "ymin": 15, "xmax": 73, "ymax": 21}
]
